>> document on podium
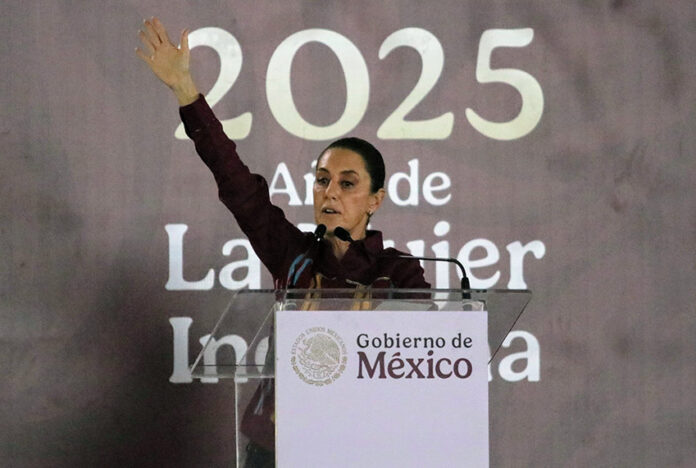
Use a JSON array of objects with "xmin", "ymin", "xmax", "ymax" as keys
[{"xmin": 275, "ymin": 310, "xmax": 489, "ymax": 468}]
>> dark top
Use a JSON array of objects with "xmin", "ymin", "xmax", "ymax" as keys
[
  {"xmin": 179, "ymin": 96, "xmax": 429, "ymax": 290},
  {"xmin": 180, "ymin": 96, "xmax": 431, "ymax": 454}
]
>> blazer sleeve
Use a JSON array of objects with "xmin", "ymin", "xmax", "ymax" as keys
[{"xmin": 179, "ymin": 95, "xmax": 306, "ymax": 279}]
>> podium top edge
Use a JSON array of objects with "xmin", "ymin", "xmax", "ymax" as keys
[{"xmin": 227, "ymin": 288, "xmax": 531, "ymax": 294}]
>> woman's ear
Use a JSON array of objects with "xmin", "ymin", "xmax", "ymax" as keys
[{"xmin": 368, "ymin": 188, "xmax": 386, "ymax": 215}]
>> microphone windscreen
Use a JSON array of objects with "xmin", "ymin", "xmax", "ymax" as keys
[
  {"xmin": 315, "ymin": 224, "xmax": 327, "ymax": 239},
  {"xmin": 333, "ymin": 227, "xmax": 352, "ymax": 242}
]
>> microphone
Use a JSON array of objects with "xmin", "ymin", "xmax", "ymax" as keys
[
  {"xmin": 285, "ymin": 224, "xmax": 327, "ymax": 288},
  {"xmin": 333, "ymin": 226, "xmax": 353, "ymax": 243},
  {"xmin": 333, "ymin": 226, "xmax": 470, "ymax": 295},
  {"xmin": 391, "ymin": 254, "xmax": 471, "ymax": 300},
  {"xmin": 394, "ymin": 254, "xmax": 470, "ymax": 290},
  {"xmin": 313, "ymin": 224, "xmax": 328, "ymax": 241}
]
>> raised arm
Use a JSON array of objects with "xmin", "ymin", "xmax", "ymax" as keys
[
  {"xmin": 136, "ymin": 17, "xmax": 199, "ymax": 106},
  {"xmin": 136, "ymin": 17, "xmax": 309, "ymax": 283}
]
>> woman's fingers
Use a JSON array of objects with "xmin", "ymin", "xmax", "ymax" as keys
[
  {"xmin": 135, "ymin": 47, "xmax": 151, "ymax": 64},
  {"xmin": 180, "ymin": 29, "xmax": 189, "ymax": 55},
  {"xmin": 138, "ymin": 30, "xmax": 155, "ymax": 54},
  {"xmin": 152, "ymin": 17, "xmax": 171, "ymax": 45},
  {"xmin": 142, "ymin": 19, "xmax": 161, "ymax": 47}
]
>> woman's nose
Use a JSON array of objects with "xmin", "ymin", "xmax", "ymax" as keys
[{"xmin": 325, "ymin": 180, "xmax": 339, "ymax": 198}]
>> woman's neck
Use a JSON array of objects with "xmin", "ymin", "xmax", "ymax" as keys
[
  {"xmin": 328, "ymin": 229, "xmax": 366, "ymax": 261},
  {"xmin": 330, "ymin": 237, "xmax": 350, "ymax": 261}
]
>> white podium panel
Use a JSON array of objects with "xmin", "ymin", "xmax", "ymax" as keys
[{"xmin": 275, "ymin": 310, "xmax": 489, "ymax": 468}]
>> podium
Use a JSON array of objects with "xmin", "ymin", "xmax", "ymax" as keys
[{"xmin": 191, "ymin": 288, "xmax": 531, "ymax": 467}]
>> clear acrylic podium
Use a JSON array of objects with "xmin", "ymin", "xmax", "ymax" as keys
[{"xmin": 190, "ymin": 288, "xmax": 531, "ymax": 467}]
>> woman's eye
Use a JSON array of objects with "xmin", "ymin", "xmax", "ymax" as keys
[
  {"xmin": 315, "ymin": 177, "xmax": 328, "ymax": 186},
  {"xmin": 340, "ymin": 181, "xmax": 354, "ymax": 188}
]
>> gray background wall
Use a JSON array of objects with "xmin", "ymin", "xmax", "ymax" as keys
[{"xmin": 1, "ymin": 0, "xmax": 694, "ymax": 466}]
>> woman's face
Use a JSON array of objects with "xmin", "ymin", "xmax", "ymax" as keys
[{"xmin": 313, "ymin": 148, "xmax": 385, "ymax": 241}]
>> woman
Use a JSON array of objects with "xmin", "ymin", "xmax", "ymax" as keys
[
  {"xmin": 138, "ymin": 18, "xmax": 430, "ymax": 467},
  {"xmin": 137, "ymin": 18, "xmax": 429, "ymax": 291}
]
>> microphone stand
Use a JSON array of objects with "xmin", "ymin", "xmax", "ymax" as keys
[
  {"xmin": 333, "ymin": 227, "xmax": 472, "ymax": 301},
  {"xmin": 278, "ymin": 224, "xmax": 327, "ymax": 310}
]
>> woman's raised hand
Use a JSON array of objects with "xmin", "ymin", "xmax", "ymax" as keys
[{"xmin": 136, "ymin": 17, "xmax": 199, "ymax": 106}]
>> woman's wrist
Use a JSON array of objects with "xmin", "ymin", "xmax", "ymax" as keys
[{"xmin": 171, "ymin": 75, "xmax": 200, "ymax": 106}]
